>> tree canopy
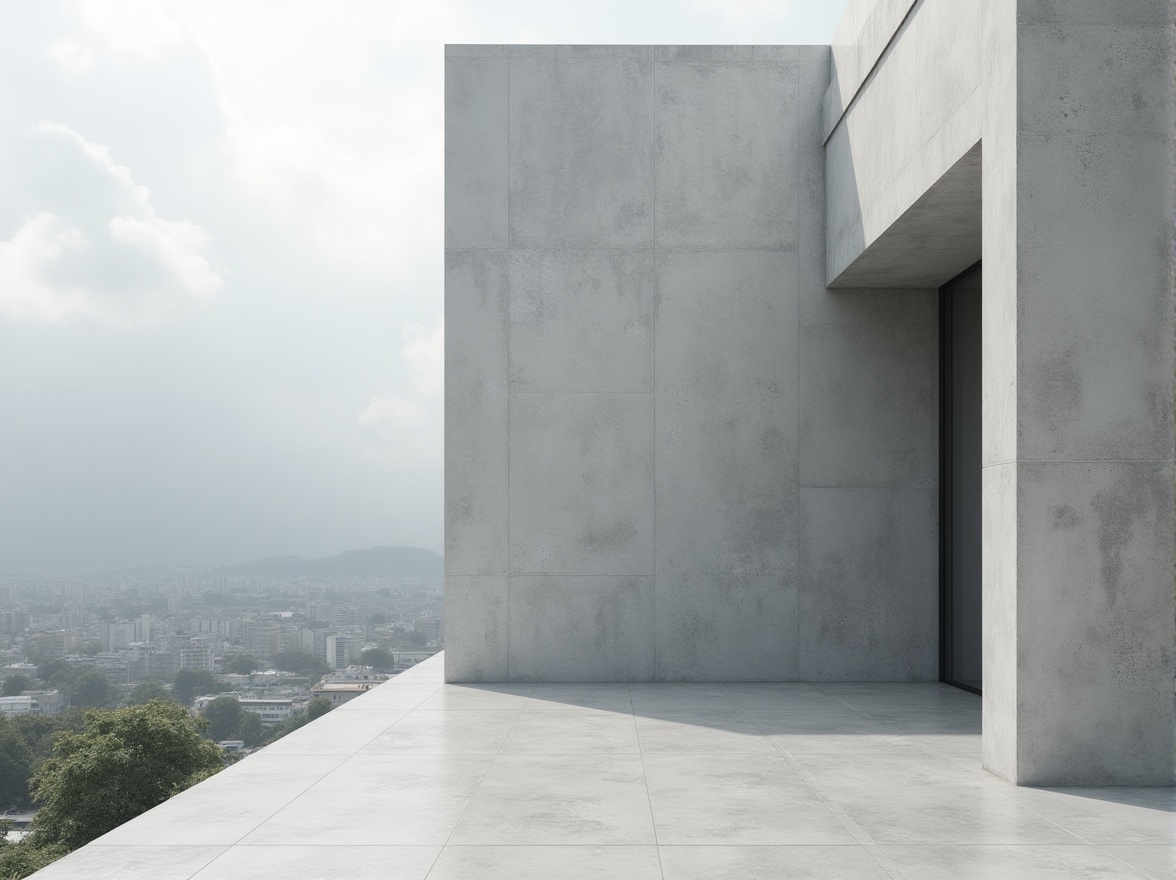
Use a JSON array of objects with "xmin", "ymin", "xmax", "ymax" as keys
[
  {"xmin": 36, "ymin": 660, "xmax": 67, "ymax": 683},
  {"xmin": 2, "ymin": 675, "xmax": 31, "ymax": 697},
  {"xmin": 0, "ymin": 712, "xmax": 86, "ymax": 811},
  {"xmin": 306, "ymin": 696, "xmax": 333, "ymax": 722},
  {"xmin": 70, "ymin": 669, "xmax": 112, "ymax": 708},
  {"xmin": 202, "ymin": 697, "xmax": 245, "ymax": 742},
  {"xmin": 173, "ymin": 669, "xmax": 218, "ymax": 706},
  {"xmin": 271, "ymin": 651, "xmax": 330, "ymax": 678},
  {"xmin": 27, "ymin": 701, "xmax": 224, "ymax": 851},
  {"xmin": 360, "ymin": 647, "xmax": 394, "ymax": 670},
  {"xmin": 126, "ymin": 680, "xmax": 174, "ymax": 706},
  {"xmin": 224, "ymin": 654, "xmax": 260, "ymax": 675}
]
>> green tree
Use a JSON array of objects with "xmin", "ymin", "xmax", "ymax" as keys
[
  {"xmin": 360, "ymin": 648, "xmax": 393, "ymax": 670},
  {"xmin": 2, "ymin": 675, "xmax": 31, "ymax": 697},
  {"xmin": 202, "ymin": 697, "xmax": 244, "ymax": 742},
  {"xmin": 224, "ymin": 654, "xmax": 260, "ymax": 675},
  {"xmin": 71, "ymin": 670, "xmax": 112, "ymax": 708},
  {"xmin": 0, "ymin": 838, "xmax": 69, "ymax": 879},
  {"xmin": 238, "ymin": 712, "xmax": 265, "ymax": 748},
  {"xmin": 408, "ymin": 630, "xmax": 428, "ymax": 647},
  {"xmin": 366, "ymin": 611, "xmax": 388, "ymax": 626},
  {"xmin": 36, "ymin": 659, "xmax": 67, "ymax": 684},
  {"xmin": 173, "ymin": 669, "xmax": 217, "ymax": 706},
  {"xmin": 272, "ymin": 651, "xmax": 330, "ymax": 678},
  {"xmin": 0, "ymin": 722, "xmax": 33, "ymax": 808},
  {"xmin": 126, "ymin": 680, "xmax": 173, "ymax": 706},
  {"xmin": 306, "ymin": 696, "xmax": 333, "ymax": 722},
  {"xmin": 47, "ymin": 668, "xmax": 78, "ymax": 696},
  {"xmin": 27, "ymin": 701, "xmax": 224, "ymax": 851}
]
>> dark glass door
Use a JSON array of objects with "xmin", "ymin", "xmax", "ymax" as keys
[{"xmin": 940, "ymin": 263, "xmax": 982, "ymax": 694}]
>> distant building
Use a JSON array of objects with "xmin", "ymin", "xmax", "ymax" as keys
[
  {"xmin": 324, "ymin": 635, "xmax": 361, "ymax": 670},
  {"xmin": 236, "ymin": 697, "xmax": 295, "ymax": 726},
  {"xmin": 195, "ymin": 693, "xmax": 296, "ymax": 726},
  {"xmin": 0, "ymin": 690, "xmax": 66, "ymax": 716},
  {"xmin": 0, "ymin": 612, "xmax": 30, "ymax": 634},
  {"xmin": 413, "ymin": 618, "xmax": 441, "ymax": 644},
  {"xmin": 176, "ymin": 644, "xmax": 215, "ymax": 672},
  {"xmin": 312, "ymin": 665, "xmax": 388, "ymax": 706}
]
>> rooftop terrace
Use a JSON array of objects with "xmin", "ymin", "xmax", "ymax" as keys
[{"xmin": 31, "ymin": 655, "xmax": 1174, "ymax": 879}]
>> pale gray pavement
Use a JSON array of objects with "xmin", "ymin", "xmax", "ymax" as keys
[{"xmin": 31, "ymin": 654, "xmax": 1175, "ymax": 879}]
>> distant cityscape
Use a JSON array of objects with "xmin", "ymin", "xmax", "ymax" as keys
[{"xmin": 0, "ymin": 546, "xmax": 444, "ymax": 733}]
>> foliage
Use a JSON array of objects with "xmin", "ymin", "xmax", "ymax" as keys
[
  {"xmin": 266, "ymin": 697, "xmax": 334, "ymax": 743},
  {"xmin": 2, "ymin": 676, "xmax": 31, "ymax": 697},
  {"xmin": 35, "ymin": 660, "xmax": 67, "ymax": 685},
  {"xmin": 0, "ymin": 712, "xmax": 86, "ymax": 812},
  {"xmin": 306, "ymin": 696, "xmax": 333, "ymax": 722},
  {"xmin": 46, "ymin": 669, "xmax": 77, "ymax": 695},
  {"xmin": 70, "ymin": 670, "xmax": 112, "ymax": 708},
  {"xmin": 78, "ymin": 641, "xmax": 102, "ymax": 657},
  {"xmin": 173, "ymin": 669, "xmax": 217, "ymax": 706},
  {"xmin": 0, "ymin": 725, "xmax": 32, "ymax": 808},
  {"xmin": 126, "ymin": 680, "xmax": 173, "ymax": 706},
  {"xmin": 360, "ymin": 648, "xmax": 393, "ymax": 670},
  {"xmin": 0, "ymin": 838, "xmax": 69, "ymax": 880},
  {"xmin": 408, "ymin": 630, "xmax": 428, "ymax": 647},
  {"xmin": 271, "ymin": 651, "xmax": 330, "ymax": 678},
  {"xmin": 238, "ymin": 712, "xmax": 265, "ymax": 748},
  {"xmin": 202, "ymin": 697, "xmax": 245, "ymax": 742},
  {"xmin": 366, "ymin": 611, "xmax": 388, "ymax": 626},
  {"xmin": 223, "ymin": 654, "xmax": 260, "ymax": 675},
  {"xmin": 28, "ymin": 701, "xmax": 223, "ymax": 851}
]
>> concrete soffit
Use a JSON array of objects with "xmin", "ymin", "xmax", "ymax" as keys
[{"xmin": 828, "ymin": 142, "xmax": 983, "ymax": 289}]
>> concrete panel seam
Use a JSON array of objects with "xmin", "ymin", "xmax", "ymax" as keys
[
  {"xmin": 823, "ymin": 0, "xmax": 921, "ymax": 144},
  {"xmin": 505, "ymin": 49, "xmax": 512, "ymax": 679},
  {"xmin": 796, "ymin": 42, "xmax": 803, "ymax": 679},
  {"xmin": 651, "ymin": 54, "xmax": 659, "ymax": 681}
]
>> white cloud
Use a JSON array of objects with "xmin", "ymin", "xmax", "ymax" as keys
[
  {"xmin": 69, "ymin": 0, "xmax": 186, "ymax": 65},
  {"xmin": 358, "ymin": 316, "xmax": 443, "ymax": 460},
  {"xmin": 0, "ymin": 122, "xmax": 221, "ymax": 328},
  {"xmin": 47, "ymin": 39, "xmax": 95, "ymax": 74},
  {"xmin": 401, "ymin": 318, "xmax": 444, "ymax": 399}
]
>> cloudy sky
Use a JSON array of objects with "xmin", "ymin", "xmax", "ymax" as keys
[{"xmin": 0, "ymin": 0, "xmax": 846, "ymax": 573}]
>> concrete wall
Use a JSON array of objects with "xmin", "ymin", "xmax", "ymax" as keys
[
  {"xmin": 826, "ymin": 0, "xmax": 1176, "ymax": 785},
  {"xmin": 825, "ymin": 0, "xmax": 983, "ymax": 287},
  {"xmin": 445, "ymin": 44, "xmax": 939, "ymax": 682},
  {"xmin": 982, "ymin": 0, "xmax": 1175, "ymax": 787}
]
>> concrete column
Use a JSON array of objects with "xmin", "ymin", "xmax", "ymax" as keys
[{"xmin": 982, "ymin": 0, "xmax": 1175, "ymax": 785}]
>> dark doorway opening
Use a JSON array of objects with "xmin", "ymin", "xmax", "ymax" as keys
[{"xmin": 940, "ymin": 262, "xmax": 982, "ymax": 694}]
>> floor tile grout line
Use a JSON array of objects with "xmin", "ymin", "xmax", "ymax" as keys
[
  {"xmin": 184, "ymin": 743, "xmax": 381, "ymax": 879},
  {"xmin": 191, "ymin": 679, "xmax": 443, "ymax": 879},
  {"xmin": 423, "ymin": 686, "xmax": 533, "ymax": 878},
  {"xmin": 741, "ymin": 696, "xmax": 877, "ymax": 850},
  {"xmin": 630, "ymin": 682, "xmax": 666, "ymax": 880}
]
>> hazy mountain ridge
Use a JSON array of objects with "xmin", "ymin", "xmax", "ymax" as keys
[{"xmin": 222, "ymin": 546, "xmax": 442, "ymax": 578}]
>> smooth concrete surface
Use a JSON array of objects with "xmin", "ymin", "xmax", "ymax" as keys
[
  {"xmin": 447, "ymin": 44, "xmax": 941, "ymax": 683},
  {"xmin": 980, "ymin": 3, "xmax": 1176, "ymax": 785},
  {"xmin": 31, "ymin": 656, "xmax": 1175, "ymax": 879},
  {"xmin": 822, "ymin": 0, "xmax": 1176, "ymax": 784},
  {"xmin": 826, "ymin": 0, "xmax": 984, "ymax": 286},
  {"xmin": 828, "ymin": 143, "xmax": 981, "ymax": 288}
]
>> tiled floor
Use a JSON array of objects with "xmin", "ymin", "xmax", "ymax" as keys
[{"xmin": 32, "ymin": 655, "xmax": 1174, "ymax": 879}]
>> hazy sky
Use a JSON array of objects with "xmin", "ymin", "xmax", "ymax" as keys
[{"xmin": 0, "ymin": 0, "xmax": 847, "ymax": 573}]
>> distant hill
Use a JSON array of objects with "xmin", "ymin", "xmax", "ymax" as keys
[{"xmin": 223, "ymin": 546, "xmax": 442, "ymax": 578}]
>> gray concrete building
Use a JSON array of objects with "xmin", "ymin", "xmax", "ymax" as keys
[{"xmin": 445, "ymin": 1, "xmax": 1175, "ymax": 787}]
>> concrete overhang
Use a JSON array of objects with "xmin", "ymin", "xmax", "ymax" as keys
[{"xmin": 828, "ymin": 142, "xmax": 982, "ymax": 289}]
